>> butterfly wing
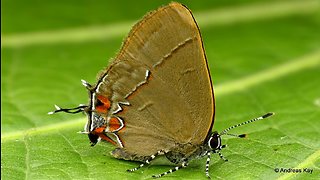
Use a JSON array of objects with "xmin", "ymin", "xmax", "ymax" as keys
[{"xmin": 93, "ymin": 2, "xmax": 214, "ymax": 160}]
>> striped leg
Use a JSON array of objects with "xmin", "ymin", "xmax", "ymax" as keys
[
  {"xmin": 127, "ymin": 150, "xmax": 165, "ymax": 172},
  {"xmin": 215, "ymin": 150, "xmax": 228, "ymax": 162},
  {"xmin": 152, "ymin": 161, "xmax": 188, "ymax": 178},
  {"xmin": 205, "ymin": 152, "xmax": 211, "ymax": 179}
]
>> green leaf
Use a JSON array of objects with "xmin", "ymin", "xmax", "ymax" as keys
[{"xmin": 2, "ymin": 0, "xmax": 320, "ymax": 179}]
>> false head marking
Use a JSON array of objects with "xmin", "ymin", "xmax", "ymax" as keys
[
  {"xmin": 112, "ymin": 101, "xmax": 130, "ymax": 114},
  {"xmin": 96, "ymin": 82, "xmax": 103, "ymax": 94},
  {"xmin": 95, "ymin": 74, "xmax": 109, "ymax": 94},
  {"xmin": 105, "ymin": 116, "xmax": 125, "ymax": 132},
  {"xmin": 90, "ymin": 127, "xmax": 124, "ymax": 148},
  {"xmin": 113, "ymin": 103, "xmax": 123, "ymax": 114},
  {"xmin": 95, "ymin": 95, "xmax": 111, "ymax": 113},
  {"xmin": 81, "ymin": 79, "xmax": 92, "ymax": 89},
  {"xmin": 90, "ymin": 93, "xmax": 97, "ymax": 125},
  {"xmin": 47, "ymin": 104, "xmax": 61, "ymax": 114},
  {"xmin": 88, "ymin": 125, "xmax": 118, "ymax": 146},
  {"xmin": 78, "ymin": 131, "xmax": 89, "ymax": 134},
  {"xmin": 54, "ymin": 104, "xmax": 61, "ymax": 110},
  {"xmin": 89, "ymin": 114, "xmax": 106, "ymax": 132},
  {"xmin": 83, "ymin": 121, "xmax": 88, "ymax": 132},
  {"xmin": 113, "ymin": 133, "xmax": 124, "ymax": 148},
  {"xmin": 88, "ymin": 133, "xmax": 100, "ymax": 146}
]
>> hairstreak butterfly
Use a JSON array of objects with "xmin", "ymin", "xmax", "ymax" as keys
[{"xmin": 49, "ymin": 2, "xmax": 274, "ymax": 178}]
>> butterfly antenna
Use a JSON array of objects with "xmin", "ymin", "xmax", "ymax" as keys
[
  {"xmin": 220, "ymin": 112, "xmax": 274, "ymax": 137},
  {"xmin": 48, "ymin": 80, "xmax": 92, "ymax": 115},
  {"xmin": 48, "ymin": 104, "xmax": 87, "ymax": 114}
]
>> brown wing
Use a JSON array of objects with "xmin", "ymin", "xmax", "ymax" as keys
[{"xmin": 96, "ymin": 2, "xmax": 214, "ymax": 159}]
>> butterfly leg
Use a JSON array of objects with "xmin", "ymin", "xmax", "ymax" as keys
[
  {"xmin": 205, "ymin": 151, "xmax": 211, "ymax": 179},
  {"xmin": 205, "ymin": 147, "xmax": 227, "ymax": 179},
  {"xmin": 152, "ymin": 161, "xmax": 189, "ymax": 178},
  {"xmin": 214, "ymin": 148, "xmax": 228, "ymax": 162},
  {"xmin": 127, "ymin": 150, "xmax": 165, "ymax": 172}
]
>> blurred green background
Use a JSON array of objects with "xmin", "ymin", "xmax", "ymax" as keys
[{"xmin": 2, "ymin": 0, "xmax": 320, "ymax": 179}]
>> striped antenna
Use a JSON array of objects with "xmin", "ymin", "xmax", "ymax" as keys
[
  {"xmin": 48, "ymin": 104, "xmax": 87, "ymax": 114},
  {"xmin": 220, "ymin": 112, "xmax": 274, "ymax": 136}
]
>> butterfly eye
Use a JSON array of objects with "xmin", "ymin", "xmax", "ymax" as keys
[{"xmin": 208, "ymin": 132, "xmax": 221, "ymax": 150}]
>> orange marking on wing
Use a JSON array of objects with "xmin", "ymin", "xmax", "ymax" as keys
[
  {"xmin": 92, "ymin": 125, "xmax": 117, "ymax": 146},
  {"xmin": 94, "ymin": 125, "xmax": 106, "ymax": 134},
  {"xmin": 96, "ymin": 105, "xmax": 107, "ymax": 113},
  {"xmin": 96, "ymin": 95, "xmax": 111, "ymax": 113},
  {"xmin": 99, "ymin": 134, "xmax": 117, "ymax": 146},
  {"xmin": 118, "ymin": 134, "xmax": 125, "ymax": 147},
  {"xmin": 118, "ymin": 126, "xmax": 126, "ymax": 132},
  {"xmin": 109, "ymin": 117, "xmax": 122, "ymax": 132},
  {"xmin": 97, "ymin": 95, "xmax": 111, "ymax": 108}
]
